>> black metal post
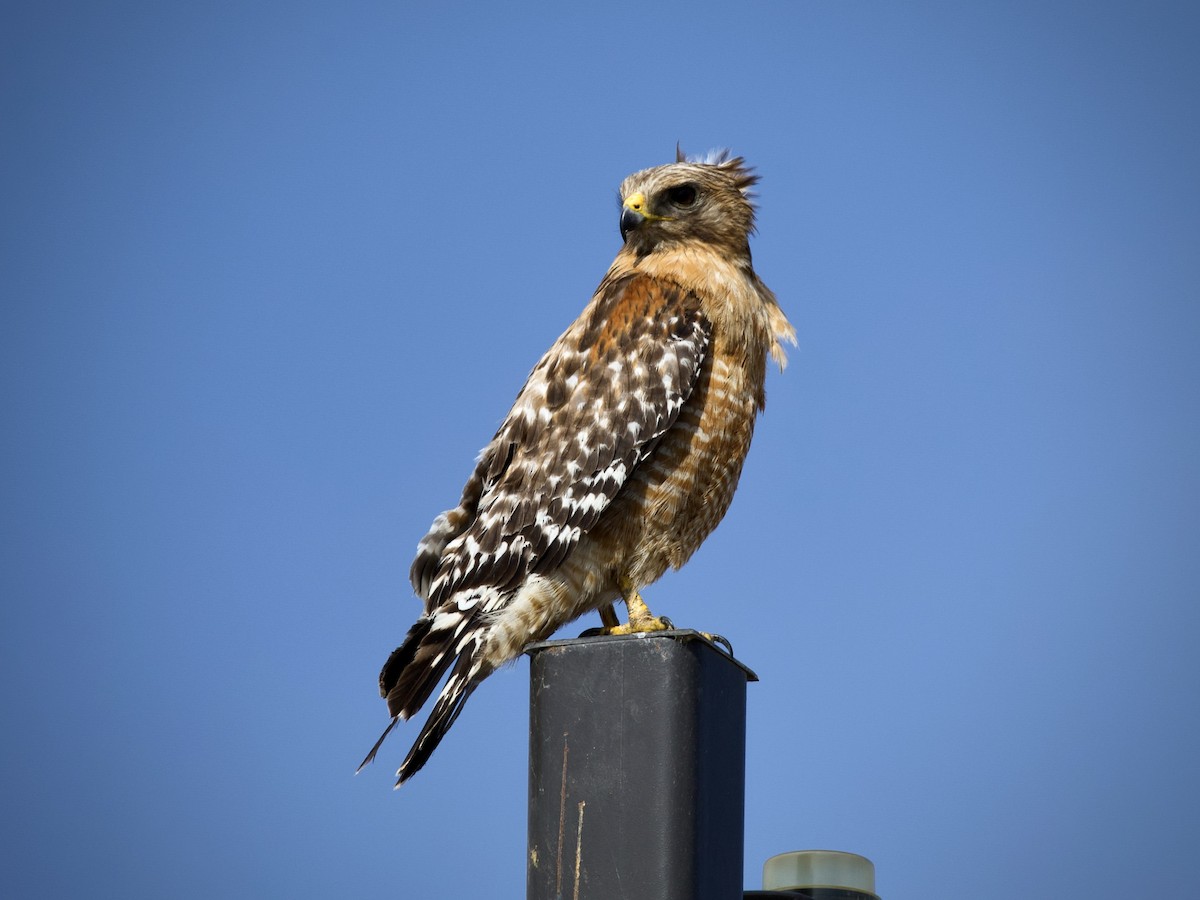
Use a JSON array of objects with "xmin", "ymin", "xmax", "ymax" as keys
[{"xmin": 526, "ymin": 630, "xmax": 757, "ymax": 900}]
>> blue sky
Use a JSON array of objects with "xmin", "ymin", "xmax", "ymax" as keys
[{"xmin": 3, "ymin": 2, "xmax": 1198, "ymax": 897}]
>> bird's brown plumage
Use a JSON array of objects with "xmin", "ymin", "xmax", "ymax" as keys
[{"xmin": 362, "ymin": 151, "xmax": 795, "ymax": 786}]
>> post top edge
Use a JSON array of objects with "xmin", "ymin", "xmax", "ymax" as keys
[{"xmin": 524, "ymin": 629, "xmax": 759, "ymax": 681}]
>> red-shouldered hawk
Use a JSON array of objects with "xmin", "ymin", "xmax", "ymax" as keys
[{"xmin": 361, "ymin": 150, "xmax": 795, "ymax": 786}]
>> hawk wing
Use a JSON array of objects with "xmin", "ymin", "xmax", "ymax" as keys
[{"xmin": 411, "ymin": 272, "xmax": 712, "ymax": 609}]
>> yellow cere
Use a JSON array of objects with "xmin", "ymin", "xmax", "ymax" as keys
[{"xmin": 623, "ymin": 191, "xmax": 672, "ymax": 221}]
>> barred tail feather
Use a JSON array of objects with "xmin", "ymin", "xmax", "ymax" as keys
[
  {"xmin": 376, "ymin": 617, "xmax": 433, "ymax": 710},
  {"xmin": 384, "ymin": 620, "xmax": 459, "ymax": 721},
  {"xmin": 357, "ymin": 616, "xmax": 435, "ymax": 773},
  {"xmin": 394, "ymin": 645, "xmax": 488, "ymax": 786},
  {"xmin": 357, "ymin": 716, "xmax": 399, "ymax": 773},
  {"xmin": 358, "ymin": 599, "xmax": 492, "ymax": 783}
]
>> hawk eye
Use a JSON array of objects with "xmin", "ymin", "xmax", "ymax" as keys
[{"xmin": 665, "ymin": 183, "xmax": 698, "ymax": 208}]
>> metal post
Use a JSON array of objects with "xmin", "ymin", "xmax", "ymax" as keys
[{"xmin": 526, "ymin": 630, "xmax": 757, "ymax": 900}]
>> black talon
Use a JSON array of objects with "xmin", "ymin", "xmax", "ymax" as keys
[{"xmin": 707, "ymin": 632, "xmax": 734, "ymax": 656}]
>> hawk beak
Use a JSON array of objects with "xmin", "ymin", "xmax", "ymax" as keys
[
  {"xmin": 620, "ymin": 205, "xmax": 645, "ymax": 241},
  {"xmin": 620, "ymin": 191, "xmax": 656, "ymax": 241}
]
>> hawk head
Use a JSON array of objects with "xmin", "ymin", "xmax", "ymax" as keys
[{"xmin": 617, "ymin": 149, "xmax": 759, "ymax": 255}]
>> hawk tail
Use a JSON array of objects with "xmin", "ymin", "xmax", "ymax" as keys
[
  {"xmin": 358, "ymin": 600, "xmax": 492, "ymax": 786},
  {"xmin": 394, "ymin": 648, "xmax": 487, "ymax": 786}
]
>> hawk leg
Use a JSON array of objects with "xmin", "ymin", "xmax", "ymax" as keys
[
  {"xmin": 598, "ymin": 603, "xmax": 620, "ymax": 629},
  {"xmin": 582, "ymin": 588, "xmax": 732, "ymax": 654},
  {"xmin": 613, "ymin": 580, "xmax": 735, "ymax": 655},
  {"xmin": 604, "ymin": 579, "xmax": 673, "ymax": 635}
]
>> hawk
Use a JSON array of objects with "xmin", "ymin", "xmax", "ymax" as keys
[{"xmin": 362, "ymin": 149, "xmax": 795, "ymax": 786}]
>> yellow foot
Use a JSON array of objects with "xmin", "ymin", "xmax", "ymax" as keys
[
  {"xmin": 579, "ymin": 586, "xmax": 731, "ymax": 647},
  {"xmin": 604, "ymin": 614, "xmax": 674, "ymax": 635},
  {"xmin": 579, "ymin": 594, "xmax": 730, "ymax": 652},
  {"xmin": 604, "ymin": 584, "xmax": 674, "ymax": 634}
]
